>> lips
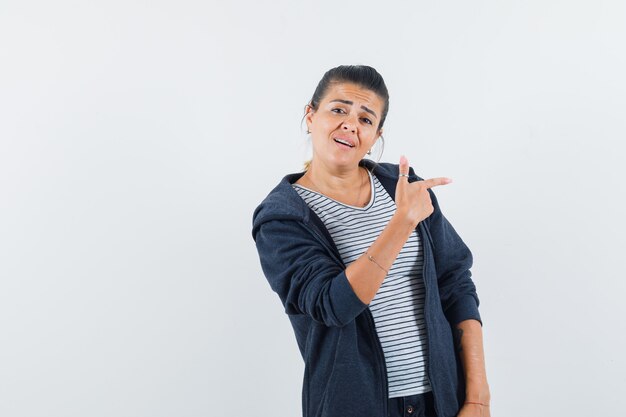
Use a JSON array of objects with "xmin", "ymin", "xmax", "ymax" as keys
[{"xmin": 333, "ymin": 137, "xmax": 355, "ymax": 148}]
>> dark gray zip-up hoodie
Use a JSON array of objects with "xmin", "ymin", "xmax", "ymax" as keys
[{"xmin": 252, "ymin": 160, "xmax": 481, "ymax": 417}]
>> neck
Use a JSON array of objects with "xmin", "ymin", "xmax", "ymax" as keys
[
  {"xmin": 305, "ymin": 160, "xmax": 363, "ymax": 194},
  {"xmin": 299, "ymin": 160, "xmax": 371, "ymax": 208}
]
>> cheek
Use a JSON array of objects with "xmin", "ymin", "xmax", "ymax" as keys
[
  {"xmin": 314, "ymin": 119, "xmax": 335, "ymax": 134},
  {"xmin": 364, "ymin": 131, "xmax": 379, "ymax": 143}
]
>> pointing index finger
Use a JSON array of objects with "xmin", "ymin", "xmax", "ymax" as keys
[{"xmin": 422, "ymin": 177, "xmax": 453, "ymax": 189}]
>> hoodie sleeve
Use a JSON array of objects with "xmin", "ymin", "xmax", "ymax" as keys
[
  {"xmin": 253, "ymin": 218, "xmax": 369, "ymax": 328},
  {"xmin": 409, "ymin": 167, "xmax": 481, "ymax": 327}
]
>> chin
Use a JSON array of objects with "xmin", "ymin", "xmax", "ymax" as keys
[{"xmin": 328, "ymin": 156, "xmax": 361, "ymax": 169}]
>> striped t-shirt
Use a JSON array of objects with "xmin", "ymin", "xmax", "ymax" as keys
[{"xmin": 292, "ymin": 170, "xmax": 431, "ymax": 398}]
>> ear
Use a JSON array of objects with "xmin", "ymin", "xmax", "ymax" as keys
[
  {"xmin": 377, "ymin": 128, "xmax": 383, "ymax": 138},
  {"xmin": 304, "ymin": 104, "xmax": 315, "ymax": 130}
]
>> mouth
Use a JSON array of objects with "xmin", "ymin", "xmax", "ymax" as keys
[{"xmin": 333, "ymin": 137, "xmax": 355, "ymax": 148}]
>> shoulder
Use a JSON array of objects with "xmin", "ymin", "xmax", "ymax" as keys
[{"xmin": 252, "ymin": 171, "xmax": 310, "ymax": 238}]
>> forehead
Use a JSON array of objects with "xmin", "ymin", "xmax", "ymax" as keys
[{"xmin": 321, "ymin": 82, "xmax": 383, "ymax": 109}]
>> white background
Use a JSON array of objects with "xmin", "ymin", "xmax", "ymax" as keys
[{"xmin": 1, "ymin": 1, "xmax": 625, "ymax": 416}]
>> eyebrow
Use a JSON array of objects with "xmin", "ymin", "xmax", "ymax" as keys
[{"xmin": 329, "ymin": 99, "xmax": 378, "ymax": 119}]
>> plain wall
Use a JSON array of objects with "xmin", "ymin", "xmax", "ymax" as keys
[{"xmin": 1, "ymin": 1, "xmax": 625, "ymax": 416}]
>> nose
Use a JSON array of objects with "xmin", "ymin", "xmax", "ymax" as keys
[{"xmin": 342, "ymin": 117, "xmax": 357, "ymax": 133}]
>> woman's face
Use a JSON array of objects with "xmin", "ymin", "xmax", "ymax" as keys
[{"xmin": 305, "ymin": 82, "xmax": 384, "ymax": 172}]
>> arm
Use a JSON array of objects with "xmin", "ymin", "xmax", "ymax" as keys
[
  {"xmin": 253, "ymin": 205, "xmax": 428, "ymax": 327},
  {"xmin": 254, "ymin": 218, "xmax": 368, "ymax": 327},
  {"xmin": 420, "ymin": 177, "xmax": 481, "ymax": 326},
  {"xmin": 343, "ymin": 214, "xmax": 414, "ymax": 303},
  {"xmin": 456, "ymin": 319, "xmax": 491, "ymax": 417}
]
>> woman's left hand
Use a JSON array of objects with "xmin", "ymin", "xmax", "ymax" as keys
[{"xmin": 457, "ymin": 402, "xmax": 490, "ymax": 417}]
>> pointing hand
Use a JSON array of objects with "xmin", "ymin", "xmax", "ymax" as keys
[{"xmin": 395, "ymin": 155, "xmax": 452, "ymax": 228}]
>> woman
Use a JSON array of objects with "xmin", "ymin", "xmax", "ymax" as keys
[{"xmin": 252, "ymin": 65, "xmax": 490, "ymax": 417}]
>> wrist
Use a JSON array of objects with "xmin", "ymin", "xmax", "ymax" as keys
[
  {"xmin": 466, "ymin": 381, "xmax": 490, "ymax": 405},
  {"xmin": 390, "ymin": 211, "xmax": 418, "ymax": 232}
]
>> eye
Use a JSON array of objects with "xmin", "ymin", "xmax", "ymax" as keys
[
  {"xmin": 361, "ymin": 118, "xmax": 373, "ymax": 125},
  {"xmin": 331, "ymin": 108, "xmax": 346, "ymax": 114}
]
